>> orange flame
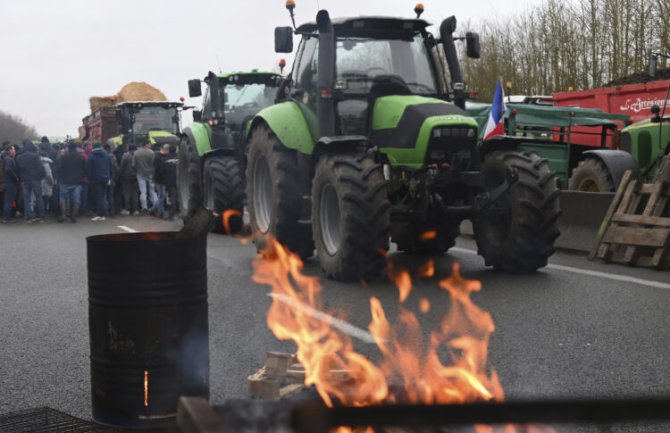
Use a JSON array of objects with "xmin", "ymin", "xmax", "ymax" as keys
[
  {"xmin": 255, "ymin": 238, "xmax": 502, "ymax": 407},
  {"xmin": 255, "ymin": 238, "xmax": 555, "ymax": 432},
  {"xmin": 222, "ymin": 209, "xmax": 242, "ymax": 235},
  {"xmin": 144, "ymin": 370, "xmax": 149, "ymax": 407},
  {"xmin": 419, "ymin": 230, "xmax": 437, "ymax": 241}
]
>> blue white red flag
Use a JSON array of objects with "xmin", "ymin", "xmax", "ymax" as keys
[{"xmin": 482, "ymin": 80, "xmax": 506, "ymax": 141}]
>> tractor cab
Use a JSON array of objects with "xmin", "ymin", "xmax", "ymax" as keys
[
  {"xmin": 274, "ymin": 9, "xmax": 480, "ymax": 167},
  {"xmin": 116, "ymin": 101, "xmax": 183, "ymax": 149},
  {"xmin": 188, "ymin": 72, "xmax": 282, "ymax": 152}
]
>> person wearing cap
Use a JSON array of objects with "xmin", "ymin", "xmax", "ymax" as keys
[
  {"xmin": 56, "ymin": 141, "xmax": 86, "ymax": 223},
  {"xmin": 119, "ymin": 143, "xmax": 139, "ymax": 215},
  {"xmin": 86, "ymin": 141, "xmax": 113, "ymax": 221}
]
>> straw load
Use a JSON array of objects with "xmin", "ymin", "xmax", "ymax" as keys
[{"xmin": 89, "ymin": 82, "xmax": 168, "ymax": 112}]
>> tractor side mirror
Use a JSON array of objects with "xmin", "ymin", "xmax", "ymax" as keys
[
  {"xmin": 193, "ymin": 110, "xmax": 202, "ymax": 122},
  {"xmin": 188, "ymin": 79, "xmax": 202, "ymax": 98},
  {"xmin": 275, "ymin": 27, "xmax": 294, "ymax": 53},
  {"xmin": 466, "ymin": 32, "xmax": 481, "ymax": 59}
]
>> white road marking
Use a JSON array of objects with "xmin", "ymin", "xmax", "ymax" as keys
[
  {"xmin": 117, "ymin": 225, "xmax": 138, "ymax": 233},
  {"xmin": 268, "ymin": 293, "xmax": 379, "ymax": 344},
  {"xmin": 450, "ymin": 247, "xmax": 670, "ymax": 290}
]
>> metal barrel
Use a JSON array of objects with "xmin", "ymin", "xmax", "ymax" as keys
[{"xmin": 87, "ymin": 231, "xmax": 209, "ymax": 428}]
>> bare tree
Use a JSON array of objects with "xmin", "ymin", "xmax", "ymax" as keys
[
  {"xmin": 0, "ymin": 110, "xmax": 38, "ymax": 145},
  {"xmin": 460, "ymin": 0, "xmax": 670, "ymax": 101}
]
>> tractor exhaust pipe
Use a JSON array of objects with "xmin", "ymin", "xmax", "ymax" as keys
[
  {"xmin": 440, "ymin": 16, "xmax": 466, "ymax": 110},
  {"xmin": 317, "ymin": 9, "xmax": 336, "ymax": 137}
]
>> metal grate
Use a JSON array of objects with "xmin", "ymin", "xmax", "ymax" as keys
[{"xmin": 0, "ymin": 407, "xmax": 127, "ymax": 433}]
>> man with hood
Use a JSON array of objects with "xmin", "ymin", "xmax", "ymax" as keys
[
  {"xmin": 56, "ymin": 141, "xmax": 86, "ymax": 223},
  {"xmin": 86, "ymin": 141, "xmax": 113, "ymax": 221},
  {"xmin": 16, "ymin": 139, "xmax": 46, "ymax": 223},
  {"xmin": 2, "ymin": 145, "xmax": 19, "ymax": 223}
]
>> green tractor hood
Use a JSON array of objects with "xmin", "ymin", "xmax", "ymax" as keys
[{"xmin": 372, "ymin": 95, "xmax": 478, "ymax": 168}]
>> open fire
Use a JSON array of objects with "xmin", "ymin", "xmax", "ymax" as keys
[{"xmin": 252, "ymin": 237, "xmax": 522, "ymax": 432}]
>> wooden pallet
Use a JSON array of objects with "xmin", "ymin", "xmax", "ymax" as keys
[{"xmin": 590, "ymin": 166, "xmax": 670, "ymax": 270}]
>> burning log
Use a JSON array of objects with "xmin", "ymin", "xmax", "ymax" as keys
[{"xmin": 248, "ymin": 352, "xmax": 353, "ymax": 400}]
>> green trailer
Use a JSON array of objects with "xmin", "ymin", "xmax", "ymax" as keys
[{"xmin": 467, "ymin": 103, "xmax": 636, "ymax": 191}]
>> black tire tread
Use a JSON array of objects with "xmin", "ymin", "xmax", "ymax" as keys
[
  {"xmin": 568, "ymin": 158, "xmax": 615, "ymax": 192},
  {"xmin": 473, "ymin": 150, "xmax": 561, "ymax": 273},
  {"xmin": 205, "ymin": 156, "xmax": 245, "ymax": 234},
  {"xmin": 246, "ymin": 125, "xmax": 313, "ymax": 258},
  {"xmin": 312, "ymin": 153, "xmax": 390, "ymax": 281},
  {"xmin": 178, "ymin": 136, "xmax": 202, "ymax": 219}
]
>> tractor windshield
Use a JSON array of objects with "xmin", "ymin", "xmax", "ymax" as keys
[
  {"xmin": 336, "ymin": 33, "xmax": 438, "ymax": 95},
  {"xmin": 132, "ymin": 106, "xmax": 179, "ymax": 135},
  {"xmin": 224, "ymin": 83, "xmax": 278, "ymax": 127}
]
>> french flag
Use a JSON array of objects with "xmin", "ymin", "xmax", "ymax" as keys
[{"xmin": 483, "ymin": 80, "xmax": 507, "ymax": 141}]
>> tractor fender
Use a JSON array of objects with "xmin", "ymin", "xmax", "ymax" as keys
[
  {"xmin": 478, "ymin": 135, "xmax": 524, "ymax": 158},
  {"xmin": 314, "ymin": 135, "xmax": 369, "ymax": 158},
  {"xmin": 182, "ymin": 123, "xmax": 212, "ymax": 158},
  {"xmin": 249, "ymin": 101, "xmax": 315, "ymax": 155},
  {"xmin": 582, "ymin": 149, "xmax": 641, "ymax": 188}
]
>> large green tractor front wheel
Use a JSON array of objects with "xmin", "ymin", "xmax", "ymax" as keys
[
  {"xmin": 311, "ymin": 153, "xmax": 390, "ymax": 281},
  {"xmin": 473, "ymin": 150, "xmax": 561, "ymax": 273},
  {"xmin": 177, "ymin": 136, "xmax": 202, "ymax": 219},
  {"xmin": 246, "ymin": 125, "xmax": 314, "ymax": 258},
  {"xmin": 203, "ymin": 156, "xmax": 245, "ymax": 234}
]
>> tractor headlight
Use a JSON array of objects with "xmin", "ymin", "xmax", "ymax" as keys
[
  {"xmin": 432, "ymin": 128, "xmax": 442, "ymax": 138},
  {"xmin": 467, "ymin": 128, "xmax": 476, "ymax": 138}
]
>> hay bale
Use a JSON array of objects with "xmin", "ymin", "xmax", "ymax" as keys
[
  {"xmin": 89, "ymin": 96, "xmax": 117, "ymax": 112},
  {"xmin": 116, "ymin": 82, "xmax": 167, "ymax": 103}
]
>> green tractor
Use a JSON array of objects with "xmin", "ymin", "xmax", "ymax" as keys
[
  {"xmin": 618, "ymin": 105, "xmax": 670, "ymax": 184},
  {"xmin": 115, "ymin": 101, "xmax": 183, "ymax": 149},
  {"xmin": 245, "ymin": 4, "xmax": 561, "ymax": 280},
  {"xmin": 178, "ymin": 70, "xmax": 283, "ymax": 232}
]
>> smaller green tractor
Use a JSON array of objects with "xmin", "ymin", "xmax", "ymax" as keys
[
  {"xmin": 618, "ymin": 105, "xmax": 670, "ymax": 184},
  {"xmin": 178, "ymin": 70, "xmax": 283, "ymax": 232}
]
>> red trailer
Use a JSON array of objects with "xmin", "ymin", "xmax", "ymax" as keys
[
  {"xmin": 553, "ymin": 80, "xmax": 670, "ymax": 146},
  {"xmin": 79, "ymin": 107, "xmax": 118, "ymax": 144}
]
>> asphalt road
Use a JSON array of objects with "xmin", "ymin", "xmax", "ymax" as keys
[{"xmin": 1, "ymin": 216, "xmax": 669, "ymax": 431}]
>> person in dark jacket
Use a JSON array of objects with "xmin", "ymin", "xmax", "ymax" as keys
[
  {"xmin": 56, "ymin": 141, "xmax": 86, "ymax": 223},
  {"xmin": 86, "ymin": 142, "xmax": 113, "ymax": 221},
  {"xmin": 163, "ymin": 145, "xmax": 178, "ymax": 219},
  {"xmin": 119, "ymin": 144, "xmax": 139, "ymax": 215},
  {"xmin": 2, "ymin": 145, "xmax": 19, "ymax": 223},
  {"xmin": 16, "ymin": 140, "xmax": 46, "ymax": 223}
]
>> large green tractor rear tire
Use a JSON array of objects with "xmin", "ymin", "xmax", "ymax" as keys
[
  {"xmin": 203, "ymin": 156, "xmax": 245, "ymax": 234},
  {"xmin": 311, "ymin": 153, "xmax": 390, "ymax": 281},
  {"xmin": 473, "ymin": 150, "xmax": 560, "ymax": 273},
  {"xmin": 568, "ymin": 158, "xmax": 615, "ymax": 192},
  {"xmin": 177, "ymin": 136, "xmax": 202, "ymax": 219},
  {"xmin": 246, "ymin": 125, "xmax": 314, "ymax": 258}
]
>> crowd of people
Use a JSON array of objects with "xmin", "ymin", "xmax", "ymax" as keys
[{"xmin": 0, "ymin": 137, "xmax": 179, "ymax": 224}]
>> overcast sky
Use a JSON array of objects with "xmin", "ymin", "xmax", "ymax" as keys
[{"xmin": 0, "ymin": 0, "xmax": 546, "ymax": 138}]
